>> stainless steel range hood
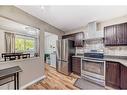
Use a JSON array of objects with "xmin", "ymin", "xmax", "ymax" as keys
[
  {"xmin": 85, "ymin": 21, "xmax": 103, "ymax": 40},
  {"xmin": 88, "ymin": 21, "xmax": 97, "ymax": 35}
]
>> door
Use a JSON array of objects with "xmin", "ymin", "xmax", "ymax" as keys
[
  {"xmin": 56, "ymin": 60, "xmax": 62, "ymax": 72},
  {"xmin": 120, "ymin": 64, "xmax": 127, "ymax": 89},
  {"xmin": 61, "ymin": 39, "xmax": 68, "ymax": 61},
  {"xmin": 116, "ymin": 23, "xmax": 125, "ymax": 45},
  {"xmin": 72, "ymin": 57, "xmax": 81, "ymax": 75},
  {"xmin": 56, "ymin": 40, "xmax": 62, "ymax": 72},
  {"xmin": 105, "ymin": 61, "xmax": 120, "ymax": 89},
  {"xmin": 56, "ymin": 40, "xmax": 61, "ymax": 60},
  {"xmin": 62, "ymin": 34, "xmax": 75, "ymax": 40},
  {"xmin": 116, "ymin": 23, "xmax": 127, "ymax": 45},
  {"xmin": 82, "ymin": 59, "xmax": 104, "ymax": 76},
  {"xmin": 74, "ymin": 32, "xmax": 84, "ymax": 47},
  {"xmin": 61, "ymin": 61, "xmax": 70, "ymax": 75},
  {"xmin": 104, "ymin": 25, "xmax": 117, "ymax": 46}
]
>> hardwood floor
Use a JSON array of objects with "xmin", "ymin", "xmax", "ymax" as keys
[{"xmin": 26, "ymin": 64, "xmax": 80, "ymax": 90}]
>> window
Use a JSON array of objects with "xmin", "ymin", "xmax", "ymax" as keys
[{"xmin": 15, "ymin": 35, "xmax": 36, "ymax": 54}]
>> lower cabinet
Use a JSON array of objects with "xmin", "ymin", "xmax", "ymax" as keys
[
  {"xmin": 105, "ymin": 61, "xmax": 120, "ymax": 89},
  {"xmin": 120, "ymin": 64, "xmax": 127, "ymax": 89},
  {"xmin": 106, "ymin": 61, "xmax": 127, "ymax": 89},
  {"xmin": 72, "ymin": 57, "xmax": 81, "ymax": 76}
]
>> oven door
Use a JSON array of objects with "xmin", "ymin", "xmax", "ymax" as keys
[{"xmin": 82, "ymin": 59, "xmax": 105, "ymax": 80}]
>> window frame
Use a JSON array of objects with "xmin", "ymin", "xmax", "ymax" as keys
[{"xmin": 15, "ymin": 34, "xmax": 37, "ymax": 53}]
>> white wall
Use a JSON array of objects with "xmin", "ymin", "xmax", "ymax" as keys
[
  {"xmin": 0, "ymin": 6, "xmax": 64, "ymax": 89},
  {"xmin": 45, "ymin": 33, "xmax": 58, "ymax": 54},
  {"xmin": 0, "ymin": 29, "xmax": 5, "ymax": 59},
  {"xmin": 0, "ymin": 58, "xmax": 43, "ymax": 89}
]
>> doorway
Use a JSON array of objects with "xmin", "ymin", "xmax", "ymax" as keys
[{"xmin": 44, "ymin": 32, "xmax": 58, "ymax": 68}]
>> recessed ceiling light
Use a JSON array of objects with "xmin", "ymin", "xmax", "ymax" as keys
[{"xmin": 40, "ymin": 5, "xmax": 45, "ymax": 10}]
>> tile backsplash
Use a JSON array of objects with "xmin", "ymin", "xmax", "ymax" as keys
[
  {"xmin": 76, "ymin": 44, "xmax": 127, "ymax": 56},
  {"xmin": 76, "ymin": 38, "xmax": 127, "ymax": 56},
  {"xmin": 76, "ymin": 47, "xmax": 84, "ymax": 54},
  {"xmin": 76, "ymin": 38, "xmax": 104, "ymax": 54},
  {"xmin": 105, "ymin": 46, "xmax": 127, "ymax": 56},
  {"xmin": 84, "ymin": 39, "xmax": 104, "ymax": 53}
]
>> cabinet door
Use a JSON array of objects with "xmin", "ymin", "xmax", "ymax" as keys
[
  {"xmin": 120, "ymin": 64, "xmax": 127, "ymax": 89},
  {"xmin": 62, "ymin": 34, "xmax": 75, "ymax": 40},
  {"xmin": 72, "ymin": 57, "xmax": 81, "ymax": 75},
  {"xmin": 74, "ymin": 32, "xmax": 84, "ymax": 47},
  {"xmin": 104, "ymin": 25, "xmax": 117, "ymax": 46},
  {"xmin": 106, "ymin": 61, "xmax": 120, "ymax": 89},
  {"xmin": 116, "ymin": 23, "xmax": 127, "ymax": 45}
]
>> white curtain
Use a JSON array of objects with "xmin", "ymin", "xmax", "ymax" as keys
[{"xmin": 5, "ymin": 32, "xmax": 15, "ymax": 53}]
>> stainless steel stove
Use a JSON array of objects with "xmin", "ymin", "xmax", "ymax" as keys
[{"xmin": 81, "ymin": 52, "xmax": 105, "ymax": 86}]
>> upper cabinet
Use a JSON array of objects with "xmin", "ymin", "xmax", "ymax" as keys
[
  {"xmin": 74, "ymin": 32, "xmax": 84, "ymax": 47},
  {"xmin": 62, "ymin": 32, "xmax": 84, "ymax": 47},
  {"xmin": 104, "ymin": 25, "xmax": 117, "ymax": 46},
  {"xmin": 116, "ymin": 23, "xmax": 127, "ymax": 45},
  {"xmin": 104, "ymin": 22, "xmax": 127, "ymax": 46},
  {"xmin": 62, "ymin": 34, "xmax": 75, "ymax": 40}
]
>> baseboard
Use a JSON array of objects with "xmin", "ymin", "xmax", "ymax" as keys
[
  {"xmin": 20, "ymin": 75, "xmax": 46, "ymax": 90},
  {"xmin": 105, "ymin": 86, "xmax": 116, "ymax": 90}
]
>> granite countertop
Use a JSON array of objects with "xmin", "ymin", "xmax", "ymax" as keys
[
  {"xmin": 104, "ymin": 55, "xmax": 127, "ymax": 67},
  {"xmin": 72, "ymin": 55, "xmax": 84, "ymax": 58},
  {"xmin": 72, "ymin": 55, "xmax": 127, "ymax": 67}
]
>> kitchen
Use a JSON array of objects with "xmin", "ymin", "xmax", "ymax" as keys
[
  {"xmin": 21, "ymin": 6, "xmax": 127, "ymax": 90},
  {"xmin": 56, "ymin": 16, "xmax": 127, "ymax": 89},
  {"xmin": 0, "ymin": 6, "xmax": 127, "ymax": 90}
]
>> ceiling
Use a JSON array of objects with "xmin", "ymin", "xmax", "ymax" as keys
[
  {"xmin": 16, "ymin": 6, "xmax": 127, "ymax": 32},
  {"xmin": 0, "ymin": 16, "xmax": 39, "ymax": 37}
]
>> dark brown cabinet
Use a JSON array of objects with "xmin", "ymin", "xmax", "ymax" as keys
[
  {"xmin": 62, "ymin": 34, "xmax": 75, "ymax": 40},
  {"xmin": 104, "ymin": 22, "xmax": 127, "ymax": 46},
  {"xmin": 106, "ymin": 61, "xmax": 127, "ymax": 89},
  {"xmin": 62, "ymin": 32, "xmax": 84, "ymax": 47},
  {"xmin": 116, "ymin": 23, "xmax": 127, "ymax": 45},
  {"xmin": 72, "ymin": 57, "xmax": 81, "ymax": 75},
  {"xmin": 120, "ymin": 64, "xmax": 127, "ymax": 89},
  {"xmin": 74, "ymin": 32, "xmax": 84, "ymax": 47},
  {"xmin": 105, "ymin": 61, "xmax": 120, "ymax": 89},
  {"xmin": 104, "ymin": 25, "xmax": 117, "ymax": 46}
]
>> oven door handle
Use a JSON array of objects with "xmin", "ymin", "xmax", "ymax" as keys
[{"xmin": 82, "ymin": 59, "xmax": 104, "ymax": 63}]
